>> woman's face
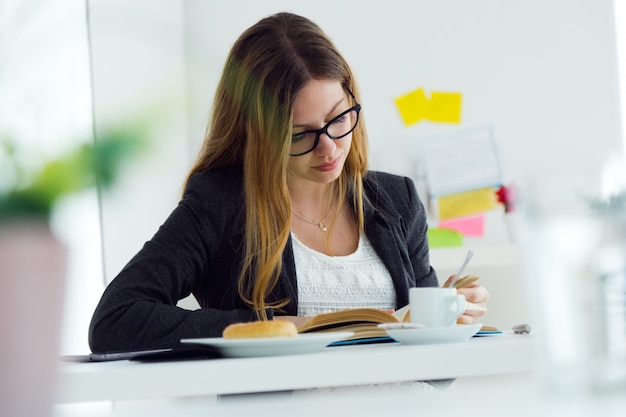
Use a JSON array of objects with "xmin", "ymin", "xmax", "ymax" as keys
[{"xmin": 287, "ymin": 79, "xmax": 353, "ymax": 187}]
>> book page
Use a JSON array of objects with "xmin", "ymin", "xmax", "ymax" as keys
[{"xmin": 298, "ymin": 308, "xmax": 398, "ymax": 333}]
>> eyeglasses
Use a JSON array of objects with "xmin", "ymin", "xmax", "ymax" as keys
[{"xmin": 289, "ymin": 96, "xmax": 361, "ymax": 157}]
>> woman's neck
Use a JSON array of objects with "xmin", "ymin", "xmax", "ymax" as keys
[{"xmin": 288, "ymin": 180, "xmax": 337, "ymax": 219}]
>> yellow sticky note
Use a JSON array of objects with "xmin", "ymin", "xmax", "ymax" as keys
[
  {"xmin": 427, "ymin": 91, "xmax": 462, "ymax": 123},
  {"xmin": 394, "ymin": 88, "xmax": 429, "ymax": 126},
  {"xmin": 438, "ymin": 187, "xmax": 497, "ymax": 220}
]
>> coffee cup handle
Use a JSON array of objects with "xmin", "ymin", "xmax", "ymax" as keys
[
  {"xmin": 447, "ymin": 294, "xmax": 466, "ymax": 324},
  {"xmin": 457, "ymin": 294, "xmax": 466, "ymax": 314}
]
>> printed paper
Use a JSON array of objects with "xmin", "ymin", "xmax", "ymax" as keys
[{"xmin": 424, "ymin": 127, "xmax": 502, "ymax": 197}]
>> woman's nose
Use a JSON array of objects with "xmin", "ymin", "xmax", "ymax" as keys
[{"xmin": 314, "ymin": 132, "xmax": 336, "ymax": 155}]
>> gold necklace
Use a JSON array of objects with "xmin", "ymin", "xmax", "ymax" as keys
[{"xmin": 291, "ymin": 203, "xmax": 334, "ymax": 232}]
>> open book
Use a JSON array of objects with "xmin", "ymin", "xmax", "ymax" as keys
[
  {"xmin": 297, "ymin": 307, "xmax": 405, "ymax": 341},
  {"xmin": 297, "ymin": 275, "xmax": 489, "ymax": 342},
  {"xmin": 296, "ymin": 302, "xmax": 487, "ymax": 341}
]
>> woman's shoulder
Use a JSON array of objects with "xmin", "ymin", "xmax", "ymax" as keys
[
  {"xmin": 363, "ymin": 170, "xmax": 421, "ymax": 215},
  {"xmin": 186, "ymin": 165, "xmax": 243, "ymax": 191},
  {"xmin": 184, "ymin": 165, "xmax": 244, "ymax": 206},
  {"xmin": 363, "ymin": 170, "xmax": 415, "ymax": 192}
]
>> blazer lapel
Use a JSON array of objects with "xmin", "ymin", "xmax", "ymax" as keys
[{"xmin": 363, "ymin": 201, "xmax": 412, "ymax": 308}]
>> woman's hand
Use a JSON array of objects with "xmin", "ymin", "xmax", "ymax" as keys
[{"xmin": 443, "ymin": 275, "xmax": 490, "ymax": 324}]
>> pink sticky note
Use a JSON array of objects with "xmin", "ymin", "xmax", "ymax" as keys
[{"xmin": 439, "ymin": 214, "xmax": 485, "ymax": 237}]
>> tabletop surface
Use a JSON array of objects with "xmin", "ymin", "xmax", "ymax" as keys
[{"xmin": 56, "ymin": 333, "xmax": 541, "ymax": 403}]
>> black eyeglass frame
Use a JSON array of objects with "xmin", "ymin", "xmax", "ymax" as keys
[{"xmin": 289, "ymin": 89, "xmax": 361, "ymax": 157}]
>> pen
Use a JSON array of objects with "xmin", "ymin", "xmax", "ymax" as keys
[{"xmin": 447, "ymin": 250, "xmax": 474, "ymax": 288}]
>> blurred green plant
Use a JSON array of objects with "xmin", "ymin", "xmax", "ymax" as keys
[{"xmin": 0, "ymin": 126, "xmax": 146, "ymax": 223}]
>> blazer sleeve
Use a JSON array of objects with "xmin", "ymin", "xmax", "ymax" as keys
[{"xmin": 88, "ymin": 171, "xmax": 263, "ymax": 353}]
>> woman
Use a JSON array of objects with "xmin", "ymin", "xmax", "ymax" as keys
[{"xmin": 89, "ymin": 12, "xmax": 488, "ymax": 353}]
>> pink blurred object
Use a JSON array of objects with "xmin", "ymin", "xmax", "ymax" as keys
[
  {"xmin": 439, "ymin": 214, "xmax": 485, "ymax": 237},
  {"xmin": 0, "ymin": 222, "xmax": 67, "ymax": 417}
]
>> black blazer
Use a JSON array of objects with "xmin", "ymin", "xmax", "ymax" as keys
[{"xmin": 89, "ymin": 166, "xmax": 438, "ymax": 352}]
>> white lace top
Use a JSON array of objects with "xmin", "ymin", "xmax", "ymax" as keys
[{"xmin": 292, "ymin": 232, "xmax": 396, "ymax": 316}]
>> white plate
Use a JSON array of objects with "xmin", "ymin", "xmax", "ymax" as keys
[
  {"xmin": 385, "ymin": 323, "xmax": 482, "ymax": 345},
  {"xmin": 181, "ymin": 332, "xmax": 354, "ymax": 358}
]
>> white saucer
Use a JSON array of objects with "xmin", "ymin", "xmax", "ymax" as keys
[
  {"xmin": 385, "ymin": 323, "xmax": 482, "ymax": 345},
  {"xmin": 181, "ymin": 332, "xmax": 354, "ymax": 358}
]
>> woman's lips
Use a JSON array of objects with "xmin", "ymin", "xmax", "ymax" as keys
[{"xmin": 314, "ymin": 157, "xmax": 340, "ymax": 172}]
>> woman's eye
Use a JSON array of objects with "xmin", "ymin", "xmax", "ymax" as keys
[
  {"xmin": 292, "ymin": 132, "xmax": 307, "ymax": 143},
  {"xmin": 331, "ymin": 115, "xmax": 347, "ymax": 125}
]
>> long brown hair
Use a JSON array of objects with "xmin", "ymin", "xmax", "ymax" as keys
[{"xmin": 184, "ymin": 12, "xmax": 369, "ymax": 318}]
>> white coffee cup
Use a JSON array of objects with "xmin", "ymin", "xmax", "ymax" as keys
[{"xmin": 409, "ymin": 287, "xmax": 466, "ymax": 327}]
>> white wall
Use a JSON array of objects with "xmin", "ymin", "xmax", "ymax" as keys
[
  {"xmin": 184, "ymin": 0, "xmax": 623, "ymax": 197},
  {"xmin": 1, "ymin": 0, "xmax": 621, "ymax": 355},
  {"xmin": 90, "ymin": 0, "xmax": 625, "ymax": 330},
  {"xmin": 93, "ymin": 0, "xmax": 625, "ymax": 271},
  {"xmin": 616, "ymin": 0, "xmax": 626, "ymax": 150},
  {"xmin": 88, "ymin": 0, "xmax": 191, "ymax": 282},
  {"xmin": 179, "ymin": 0, "xmax": 624, "ymax": 328},
  {"xmin": 182, "ymin": 0, "xmax": 625, "ymax": 252}
]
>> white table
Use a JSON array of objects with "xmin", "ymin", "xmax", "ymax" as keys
[{"xmin": 56, "ymin": 333, "xmax": 540, "ymax": 404}]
